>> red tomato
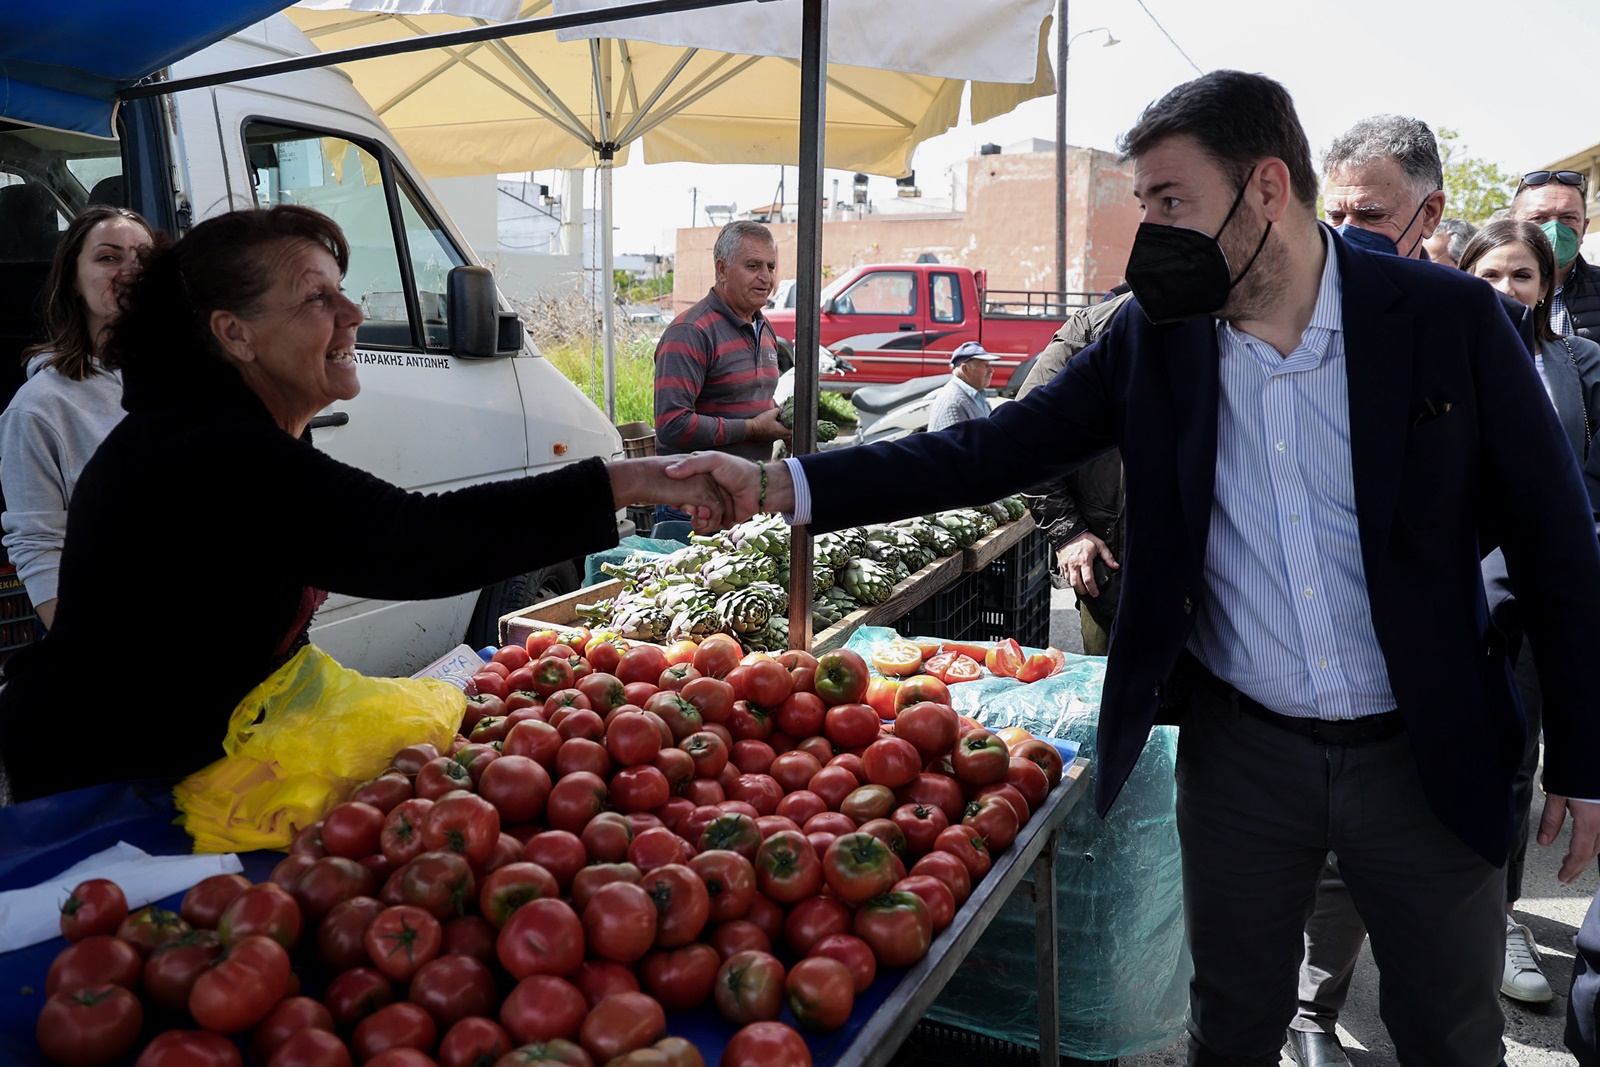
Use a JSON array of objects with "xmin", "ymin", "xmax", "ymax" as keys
[
  {"xmin": 909, "ymin": 851, "xmax": 973, "ymax": 906},
  {"xmin": 580, "ymin": 811, "xmax": 635, "ymax": 864},
  {"xmin": 892, "ymin": 702, "xmax": 959, "ymax": 760},
  {"xmin": 437, "ymin": 1017, "xmax": 512, "ymax": 1067},
  {"xmin": 177, "ymin": 873, "xmax": 251, "ymax": 931},
  {"xmin": 894, "ymin": 873, "xmax": 957, "ymax": 931},
  {"xmin": 894, "ymin": 676, "xmax": 951, "ymax": 713},
  {"xmin": 743, "ymin": 894, "xmax": 785, "ymax": 946},
  {"xmin": 808, "ymin": 933, "xmax": 877, "ymax": 995},
  {"xmin": 576, "ymin": 672, "xmax": 627, "ymax": 713},
  {"xmin": 478, "ymin": 862, "xmax": 560, "ymax": 929},
  {"xmin": 612, "ymin": 765, "xmax": 672, "ymax": 814},
  {"xmin": 575, "ymin": 959, "xmax": 641, "ymax": 1007},
  {"xmin": 217, "ymin": 883, "xmax": 302, "ymax": 950},
  {"xmin": 555, "ymin": 737, "xmax": 612, "ymax": 780},
  {"xmin": 353, "ymin": 1002, "xmax": 438, "ymax": 1063},
  {"xmin": 853, "ymin": 890, "xmax": 933, "ymax": 968},
  {"xmin": 141, "ymin": 929, "xmax": 223, "ymax": 1013},
  {"xmin": 860, "ymin": 737, "xmax": 921, "ymax": 789},
  {"xmin": 638, "ymin": 863, "xmax": 711, "ymax": 948},
  {"xmin": 687, "ymin": 850, "xmax": 756, "ymax": 923},
  {"xmin": 530, "ymin": 656, "xmax": 576, "ymax": 697},
  {"xmin": 753, "ymin": 830, "xmax": 824, "ymax": 904},
  {"xmin": 891, "ymin": 803, "xmax": 949, "ymax": 858},
  {"xmin": 1013, "ymin": 738, "xmax": 1066, "ymax": 788},
  {"xmin": 679, "ymin": 730, "xmax": 730, "ymax": 780},
  {"xmin": 399, "ymin": 851, "xmax": 477, "ymax": 921},
  {"xmin": 497, "ymin": 897, "xmax": 584, "ymax": 978},
  {"xmin": 269, "ymin": 854, "xmax": 317, "ymax": 892},
  {"xmin": 190, "ymin": 935, "xmax": 291, "ymax": 1033},
  {"xmin": 36, "ymin": 984, "xmax": 143, "ymax": 1067},
  {"xmin": 1006, "ymin": 756, "xmax": 1052, "ymax": 811},
  {"xmin": 524, "ymin": 629, "xmax": 565, "ymax": 658},
  {"xmin": 712, "ymin": 950, "xmax": 786, "ymax": 1025},
  {"xmin": 292, "ymin": 856, "xmax": 375, "ymax": 925},
  {"xmin": 707, "ymin": 920, "xmax": 770, "ymax": 960},
  {"xmin": 744, "ymin": 659, "xmax": 796, "ymax": 707},
  {"xmin": 863, "ymin": 676, "xmax": 901, "ymax": 721},
  {"xmin": 638, "ymin": 943, "xmax": 720, "ymax": 1012},
  {"xmin": 984, "ymin": 639, "xmax": 1024, "ymax": 678},
  {"xmin": 773, "ymin": 790, "xmax": 826, "ymax": 828},
  {"xmin": 625, "ymin": 826, "xmax": 686, "ymax": 871},
  {"xmin": 783, "ymin": 896, "xmax": 851, "ymax": 955},
  {"xmin": 493, "ymin": 644, "xmax": 532, "ymax": 671},
  {"xmin": 725, "ymin": 701, "xmax": 774, "ymax": 743},
  {"xmin": 582, "ymin": 881, "xmax": 657, "ymax": 962},
  {"xmin": 820, "ymin": 832, "xmax": 896, "ymax": 903},
  {"xmin": 571, "ymin": 863, "xmax": 643, "ymax": 913},
  {"xmin": 726, "ymin": 774, "xmax": 783, "ymax": 816},
  {"xmin": 470, "ymin": 672, "xmax": 510, "ymax": 700},
  {"xmin": 721, "ymin": 1021, "xmax": 812, "ymax": 1067},
  {"xmin": 813, "ymin": 649, "xmax": 869, "ymax": 706},
  {"xmin": 365, "ymin": 905, "xmax": 443, "ymax": 982},
  {"xmin": 692, "ymin": 640, "xmax": 742, "ymax": 683},
  {"xmin": 681, "ymin": 676, "xmax": 736, "ymax": 725},
  {"xmin": 977, "ymin": 781, "xmax": 1033, "ymax": 826},
  {"xmin": 47, "ymin": 935, "xmax": 142, "ymax": 995},
  {"xmin": 478, "ymin": 755, "xmax": 553, "ymax": 826},
  {"xmin": 771, "ymin": 693, "xmax": 822, "ymax": 740},
  {"xmin": 421, "ymin": 793, "xmax": 501, "ymax": 869},
  {"xmin": 545, "ymin": 771, "xmax": 608, "ymax": 834},
  {"xmin": 579, "ymin": 991, "xmax": 667, "ymax": 1063},
  {"xmin": 962, "ymin": 793, "xmax": 1021, "ymax": 853},
  {"xmin": 503, "ymin": 719, "xmax": 563, "ymax": 769},
  {"xmin": 951, "ymin": 729, "xmax": 1011, "ymax": 786},
  {"xmin": 615, "ymin": 644, "xmax": 670, "ymax": 686},
  {"xmin": 320, "ymin": 801, "xmax": 385, "ymax": 859},
  {"xmin": 136, "ymin": 1030, "xmax": 243, "ymax": 1067},
  {"xmin": 806, "ymin": 766, "xmax": 857, "ymax": 810},
  {"xmin": 839, "ymin": 784, "xmax": 896, "ymax": 824},
  {"xmin": 896, "ymin": 771, "xmax": 967, "ymax": 824},
  {"xmin": 441, "ymin": 915, "xmax": 498, "ymax": 969},
  {"xmin": 266, "ymin": 1029, "xmax": 351, "ymax": 1067},
  {"xmin": 784, "ymin": 955, "xmax": 855, "ymax": 1034},
  {"xmin": 934, "ymin": 825, "xmax": 993, "ymax": 881},
  {"xmin": 697, "ymin": 813, "xmax": 762, "ymax": 859},
  {"xmin": 246, "ymin": 996, "xmax": 335, "ymax": 1065},
  {"xmin": 499, "ymin": 976, "xmax": 587, "ymax": 1044},
  {"xmin": 321, "ymin": 966, "xmax": 394, "ymax": 1030},
  {"xmin": 822, "ymin": 703, "xmax": 878, "ymax": 748},
  {"xmin": 59, "ymin": 879, "xmax": 129, "ymax": 943},
  {"xmin": 521, "ymin": 831, "xmax": 586, "ymax": 892},
  {"xmin": 381, "ymin": 799, "xmax": 435, "ymax": 868},
  {"xmin": 606, "ymin": 711, "xmax": 663, "ymax": 767},
  {"xmin": 117, "ymin": 906, "xmax": 192, "ymax": 956},
  {"xmin": 407, "ymin": 954, "xmax": 496, "ymax": 1029}
]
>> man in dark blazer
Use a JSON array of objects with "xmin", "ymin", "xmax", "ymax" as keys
[{"xmin": 669, "ymin": 71, "xmax": 1600, "ymax": 1066}]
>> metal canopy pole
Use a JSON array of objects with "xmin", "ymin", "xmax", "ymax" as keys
[
  {"xmin": 600, "ymin": 147, "xmax": 618, "ymax": 421},
  {"xmin": 1054, "ymin": 0, "xmax": 1067, "ymax": 313},
  {"xmin": 787, "ymin": 0, "xmax": 826, "ymax": 650}
]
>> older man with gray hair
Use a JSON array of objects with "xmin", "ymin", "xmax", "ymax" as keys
[{"xmin": 1424, "ymin": 217, "xmax": 1477, "ymax": 268}]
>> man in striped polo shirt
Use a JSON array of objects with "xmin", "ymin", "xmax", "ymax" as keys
[{"xmin": 653, "ymin": 221, "xmax": 791, "ymax": 501}]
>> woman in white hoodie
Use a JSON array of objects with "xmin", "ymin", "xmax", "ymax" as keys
[{"xmin": 0, "ymin": 205, "xmax": 153, "ymax": 629}]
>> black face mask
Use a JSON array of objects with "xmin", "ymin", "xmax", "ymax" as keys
[{"xmin": 1124, "ymin": 169, "xmax": 1273, "ymax": 324}]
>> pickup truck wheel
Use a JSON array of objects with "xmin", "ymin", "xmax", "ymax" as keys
[
  {"xmin": 466, "ymin": 560, "xmax": 581, "ymax": 649},
  {"xmin": 775, "ymin": 338, "xmax": 794, "ymax": 374}
]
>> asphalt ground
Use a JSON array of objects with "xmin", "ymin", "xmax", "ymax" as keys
[{"xmin": 1046, "ymin": 585, "xmax": 1597, "ymax": 1066}]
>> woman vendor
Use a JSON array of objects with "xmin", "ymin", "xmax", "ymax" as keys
[{"xmin": 0, "ymin": 205, "xmax": 727, "ymax": 802}]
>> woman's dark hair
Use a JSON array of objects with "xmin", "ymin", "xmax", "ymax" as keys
[
  {"xmin": 23, "ymin": 205, "xmax": 154, "ymax": 381},
  {"xmin": 103, "ymin": 205, "xmax": 350, "ymax": 372},
  {"xmin": 1117, "ymin": 70, "xmax": 1320, "ymax": 209},
  {"xmin": 1458, "ymin": 219, "xmax": 1559, "ymax": 345}
]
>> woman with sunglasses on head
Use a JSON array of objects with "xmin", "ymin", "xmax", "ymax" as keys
[
  {"xmin": 0, "ymin": 205, "xmax": 154, "ymax": 630},
  {"xmin": 1509, "ymin": 168, "xmax": 1600, "ymax": 345},
  {"xmin": 1459, "ymin": 217, "xmax": 1600, "ymax": 1006}
]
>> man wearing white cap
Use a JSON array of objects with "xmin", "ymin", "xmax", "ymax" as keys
[{"xmin": 927, "ymin": 341, "xmax": 1001, "ymax": 431}]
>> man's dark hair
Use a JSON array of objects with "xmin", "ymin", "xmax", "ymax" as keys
[{"xmin": 1117, "ymin": 70, "xmax": 1319, "ymax": 208}]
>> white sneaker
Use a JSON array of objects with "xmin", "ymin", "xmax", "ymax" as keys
[{"xmin": 1502, "ymin": 916, "xmax": 1553, "ymax": 1004}]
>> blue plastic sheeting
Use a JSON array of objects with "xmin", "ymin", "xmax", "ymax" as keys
[
  {"xmin": 844, "ymin": 626, "xmax": 1191, "ymax": 1060},
  {"xmin": 583, "ymin": 534, "xmax": 690, "ymax": 587},
  {"xmin": 0, "ymin": 1, "xmax": 295, "ymax": 135}
]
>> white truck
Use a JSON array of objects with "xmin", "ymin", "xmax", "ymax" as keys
[{"xmin": 0, "ymin": 14, "xmax": 622, "ymax": 673}]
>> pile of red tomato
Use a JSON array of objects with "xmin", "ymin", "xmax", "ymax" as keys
[{"xmin": 32, "ymin": 629, "xmax": 1065, "ymax": 1067}]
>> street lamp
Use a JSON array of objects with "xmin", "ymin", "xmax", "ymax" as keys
[{"xmin": 1055, "ymin": 6, "xmax": 1119, "ymax": 311}]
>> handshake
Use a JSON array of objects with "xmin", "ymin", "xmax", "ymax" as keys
[{"xmin": 607, "ymin": 452, "xmax": 798, "ymax": 535}]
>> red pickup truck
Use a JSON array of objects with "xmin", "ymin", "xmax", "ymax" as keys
[{"xmin": 765, "ymin": 263, "xmax": 1085, "ymax": 387}]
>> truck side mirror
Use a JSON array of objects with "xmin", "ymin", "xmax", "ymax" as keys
[
  {"xmin": 820, "ymin": 296, "xmax": 835, "ymax": 314},
  {"xmin": 448, "ymin": 266, "xmax": 522, "ymax": 358}
]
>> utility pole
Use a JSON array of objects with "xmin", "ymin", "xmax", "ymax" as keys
[
  {"xmin": 1054, "ymin": 0, "xmax": 1068, "ymax": 314},
  {"xmin": 689, "ymin": 187, "xmax": 698, "ymax": 227}
]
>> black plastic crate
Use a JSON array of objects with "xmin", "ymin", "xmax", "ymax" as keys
[
  {"xmin": 0, "ymin": 567, "xmax": 41, "ymax": 662},
  {"xmin": 978, "ymin": 527, "xmax": 1052, "ymax": 612},
  {"xmin": 971, "ymin": 589, "xmax": 1050, "ymax": 648},
  {"xmin": 624, "ymin": 505, "xmax": 655, "ymax": 536},
  {"xmin": 892, "ymin": 572, "xmax": 979, "ymax": 641}
]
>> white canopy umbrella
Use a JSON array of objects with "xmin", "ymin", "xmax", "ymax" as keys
[{"xmin": 290, "ymin": 0, "xmax": 1055, "ymax": 418}]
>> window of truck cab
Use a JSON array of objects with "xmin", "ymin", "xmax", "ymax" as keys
[{"xmin": 243, "ymin": 121, "xmax": 465, "ymax": 351}]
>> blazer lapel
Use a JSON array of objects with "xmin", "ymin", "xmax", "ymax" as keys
[
  {"xmin": 1163, "ymin": 318, "xmax": 1220, "ymax": 570},
  {"xmin": 1337, "ymin": 234, "xmax": 1412, "ymax": 593},
  {"xmin": 1544, "ymin": 338, "xmax": 1588, "ymax": 456}
]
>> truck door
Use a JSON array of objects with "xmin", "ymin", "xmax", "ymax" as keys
[
  {"xmin": 926, "ymin": 270, "xmax": 972, "ymax": 363},
  {"xmin": 821, "ymin": 268, "xmax": 928, "ymax": 383}
]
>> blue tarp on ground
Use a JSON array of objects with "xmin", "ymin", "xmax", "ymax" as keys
[{"xmin": 0, "ymin": 1, "xmax": 295, "ymax": 135}]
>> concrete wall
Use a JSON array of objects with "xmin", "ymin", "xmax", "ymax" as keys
[{"xmin": 672, "ymin": 147, "xmax": 1140, "ymax": 313}]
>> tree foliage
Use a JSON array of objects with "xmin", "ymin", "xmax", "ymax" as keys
[{"xmin": 1437, "ymin": 128, "xmax": 1519, "ymax": 225}]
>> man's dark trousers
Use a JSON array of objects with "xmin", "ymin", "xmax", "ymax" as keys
[{"xmin": 1177, "ymin": 681, "xmax": 1507, "ymax": 1066}]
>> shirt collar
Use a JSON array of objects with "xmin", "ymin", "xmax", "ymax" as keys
[
  {"xmin": 952, "ymin": 374, "xmax": 983, "ymax": 400},
  {"xmin": 1217, "ymin": 226, "xmax": 1342, "ymax": 370},
  {"xmin": 705, "ymin": 287, "xmax": 768, "ymax": 335}
]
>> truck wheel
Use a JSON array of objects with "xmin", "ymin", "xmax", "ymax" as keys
[
  {"xmin": 466, "ymin": 560, "xmax": 581, "ymax": 649},
  {"xmin": 775, "ymin": 338, "xmax": 795, "ymax": 374}
]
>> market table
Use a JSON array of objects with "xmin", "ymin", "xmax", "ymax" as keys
[{"xmin": 0, "ymin": 752, "xmax": 1087, "ymax": 1067}]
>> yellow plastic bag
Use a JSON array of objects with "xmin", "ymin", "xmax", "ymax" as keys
[{"xmin": 174, "ymin": 645, "xmax": 465, "ymax": 853}]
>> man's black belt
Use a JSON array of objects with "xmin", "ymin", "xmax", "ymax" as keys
[{"xmin": 1192, "ymin": 662, "xmax": 1406, "ymax": 746}]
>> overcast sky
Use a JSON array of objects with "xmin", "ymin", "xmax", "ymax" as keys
[{"xmin": 581, "ymin": 0, "xmax": 1600, "ymax": 257}]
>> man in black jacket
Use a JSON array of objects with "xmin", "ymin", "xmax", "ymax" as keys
[{"xmin": 1511, "ymin": 168, "xmax": 1600, "ymax": 341}]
